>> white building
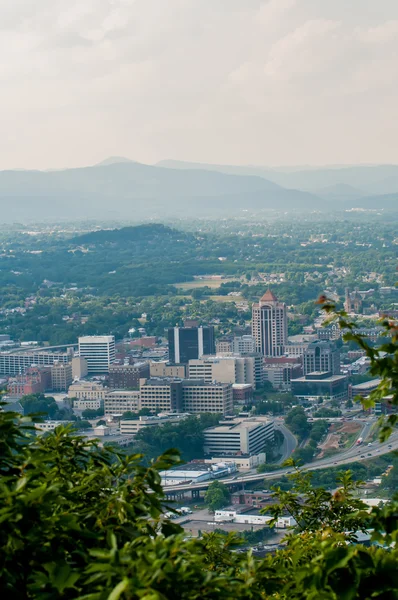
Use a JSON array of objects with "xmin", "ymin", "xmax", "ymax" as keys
[
  {"xmin": 78, "ymin": 335, "xmax": 116, "ymax": 373},
  {"xmin": 214, "ymin": 510, "xmax": 295, "ymax": 528},
  {"xmin": 204, "ymin": 453, "xmax": 265, "ymax": 470},
  {"xmin": 160, "ymin": 462, "xmax": 237, "ymax": 486},
  {"xmin": 120, "ymin": 413, "xmax": 189, "ymax": 435},
  {"xmin": 203, "ymin": 420, "xmax": 274, "ymax": 456},
  {"xmin": 35, "ymin": 421, "xmax": 72, "ymax": 434}
]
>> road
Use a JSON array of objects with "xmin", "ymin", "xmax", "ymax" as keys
[
  {"xmin": 164, "ymin": 424, "xmax": 398, "ymax": 494},
  {"xmin": 274, "ymin": 421, "xmax": 297, "ymax": 464}
]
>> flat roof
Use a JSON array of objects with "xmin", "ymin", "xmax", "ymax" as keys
[
  {"xmin": 204, "ymin": 421, "xmax": 270, "ymax": 434},
  {"xmin": 352, "ymin": 378, "xmax": 381, "ymax": 390},
  {"xmin": 292, "ymin": 374, "xmax": 347, "ymax": 382}
]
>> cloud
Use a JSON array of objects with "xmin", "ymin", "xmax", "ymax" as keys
[{"xmin": 1, "ymin": 0, "xmax": 398, "ymax": 168}]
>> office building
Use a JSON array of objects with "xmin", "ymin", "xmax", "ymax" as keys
[
  {"xmin": 119, "ymin": 413, "xmax": 189, "ymax": 435},
  {"xmin": 108, "ymin": 361, "xmax": 149, "ymax": 390},
  {"xmin": 78, "ymin": 335, "xmax": 116, "ymax": 373},
  {"xmin": 203, "ymin": 421, "xmax": 274, "ymax": 456},
  {"xmin": 188, "ymin": 354, "xmax": 263, "ymax": 389},
  {"xmin": 68, "ymin": 381, "xmax": 106, "ymax": 402},
  {"xmin": 252, "ymin": 290, "xmax": 287, "ymax": 357},
  {"xmin": 0, "ymin": 351, "xmax": 71, "ymax": 376},
  {"xmin": 168, "ymin": 324, "xmax": 215, "ymax": 364},
  {"xmin": 291, "ymin": 372, "xmax": 348, "ymax": 402},
  {"xmin": 303, "ymin": 341, "xmax": 340, "ymax": 375},
  {"xmin": 139, "ymin": 377, "xmax": 233, "ymax": 415},
  {"xmin": 232, "ymin": 335, "xmax": 256, "ymax": 354},
  {"xmin": 181, "ymin": 380, "xmax": 233, "ymax": 415},
  {"xmin": 350, "ymin": 379, "xmax": 382, "ymax": 400},
  {"xmin": 71, "ymin": 356, "xmax": 88, "ymax": 379},
  {"xmin": 73, "ymin": 398, "xmax": 103, "ymax": 411},
  {"xmin": 232, "ymin": 383, "xmax": 253, "ymax": 404},
  {"xmin": 284, "ymin": 334, "xmax": 317, "ymax": 357},
  {"xmin": 51, "ymin": 362, "xmax": 73, "ymax": 392},
  {"xmin": 216, "ymin": 339, "xmax": 233, "ymax": 353},
  {"xmin": 264, "ymin": 358, "xmax": 302, "ymax": 391},
  {"xmin": 149, "ymin": 361, "xmax": 186, "ymax": 378},
  {"xmin": 139, "ymin": 378, "xmax": 183, "ymax": 413},
  {"xmin": 104, "ymin": 390, "xmax": 141, "ymax": 416}
]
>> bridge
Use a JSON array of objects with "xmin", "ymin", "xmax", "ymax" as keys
[{"xmin": 164, "ymin": 424, "xmax": 398, "ymax": 499}]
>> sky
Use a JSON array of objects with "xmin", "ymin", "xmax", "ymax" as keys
[{"xmin": 2, "ymin": 0, "xmax": 398, "ymax": 170}]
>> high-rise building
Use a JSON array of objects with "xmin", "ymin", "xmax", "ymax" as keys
[
  {"xmin": 303, "ymin": 341, "xmax": 340, "ymax": 375},
  {"xmin": 168, "ymin": 325, "xmax": 215, "ymax": 364},
  {"xmin": 108, "ymin": 361, "xmax": 150, "ymax": 389},
  {"xmin": 78, "ymin": 335, "xmax": 115, "ymax": 373},
  {"xmin": 252, "ymin": 290, "xmax": 288, "ymax": 357}
]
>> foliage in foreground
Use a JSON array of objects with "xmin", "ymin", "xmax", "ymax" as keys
[{"xmin": 0, "ymin": 408, "xmax": 397, "ymax": 599}]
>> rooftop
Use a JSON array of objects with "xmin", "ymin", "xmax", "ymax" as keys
[
  {"xmin": 260, "ymin": 289, "xmax": 278, "ymax": 303},
  {"xmin": 292, "ymin": 373, "xmax": 347, "ymax": 383},
  {"xmin": 204, "ymin": 421, "xmax": 271, "ymax": 434},
  {"xmin": 351, "ymin": 378, "xmax": 382, "ymax": 390}
]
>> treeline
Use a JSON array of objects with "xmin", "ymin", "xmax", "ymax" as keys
[{"xmin": 125, "ymin": 413, "xmax": 221, "ymax": 462}]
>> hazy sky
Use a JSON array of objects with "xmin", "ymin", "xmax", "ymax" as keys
[{"xmin": 2, "ymin": 0, "xmax": 398, "ymax": 169}]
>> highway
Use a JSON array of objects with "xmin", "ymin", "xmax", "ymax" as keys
[
  {"xmin": 275, "ymin": 421, "xmax": 298, "ymax": 464},
  {"xmin": 163, "ymin": 423, "xmax": 398, "ymax": 494}
]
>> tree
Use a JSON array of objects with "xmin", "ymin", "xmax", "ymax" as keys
[
  {"xmin": 285, "ymin": 406, "xmax": 311, "ymax": 440},
  {"xmin": 121, "ymin": 411, "xmax": 139, "ymax": 420},
  {"xmin": 319, "ymin": 296, "xmax": 397, "ymax": 439},
  {"xmin": 346, "ymin": 398, "xmax": 353, "ymax": 408},
  {"xmin": 204, "ymin": 481, "xmax": 231, "ymax": 512},
  {"xmin": 72, "ymin": 419, "xmax": 92, "ymax": 430},
  {"xmin": 82, "ymin": 407, "xmax": 104, "ymax": 419},
  {"xmin": 268, "ymin": 463, "xmax": 371, "ymax": 538},
  {"xmin": 0, "ymin": 405, "xmax": 397, "ymax": 599},
  {"xmin": 20, "ymin": 393, "xmax": 59, "ymax": 418}
]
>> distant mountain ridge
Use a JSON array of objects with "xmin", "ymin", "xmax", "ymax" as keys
[
  {"xmin": 0, "ymin": 157, "xmax": 396, "ymax": 222},
  {"xmin": 157, "ymin": 159, "xmax": 398, "ymax": 195},
  {"xmin": 0, "ymin": 160, "xmax": 315, "ymax": 221}
]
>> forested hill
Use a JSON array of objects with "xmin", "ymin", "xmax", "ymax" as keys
[{"xmin": 72, "ymin": 223, "xmax": 184, "ymax": 245}]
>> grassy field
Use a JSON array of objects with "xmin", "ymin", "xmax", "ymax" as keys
[
  {"xmin": 176, "ymin": 277, "xmax": 239, "ymax": 290},
  {"xmin": 210, "ymin": 295, "xmax": 245, "ymax": 303}
]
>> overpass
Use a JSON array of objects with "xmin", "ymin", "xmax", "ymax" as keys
[{"xmin": 164, "ymin": 425, "xmax": 398, "ymax": 496}]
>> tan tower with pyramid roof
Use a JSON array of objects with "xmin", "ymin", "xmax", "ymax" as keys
[{"xmin": 252, "ymin": 289, "xmax": 288, "ymax": 357}]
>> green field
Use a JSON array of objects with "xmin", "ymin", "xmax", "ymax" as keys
[{"xmin": 176, "ymin": 277, "xmax": 239, "ymax": 290}]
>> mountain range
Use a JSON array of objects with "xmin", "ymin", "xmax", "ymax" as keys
[{"xmin": 0, "ymin": 157, "xmax": 396, "ymax": 222}]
